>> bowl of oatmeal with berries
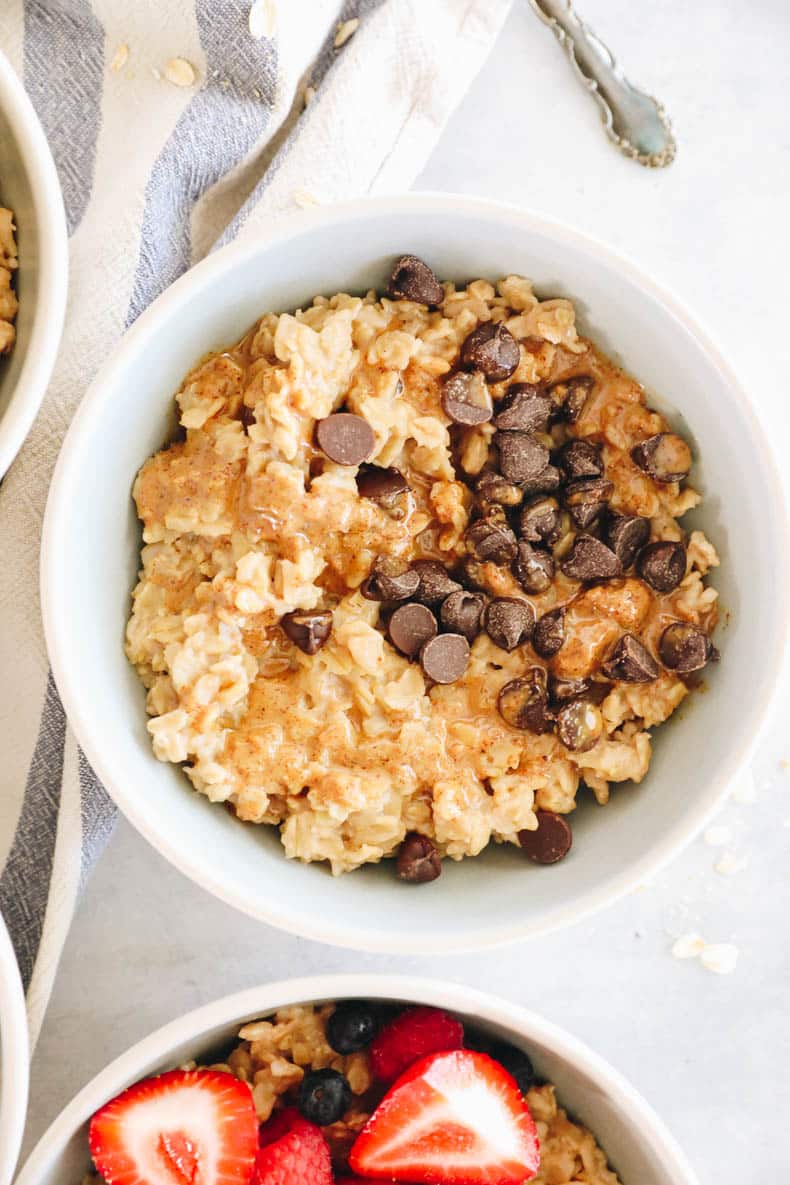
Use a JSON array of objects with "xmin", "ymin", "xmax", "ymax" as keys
[
  {"xmin": 42, "ymin": 196, "xmax": 786, "ymax": 950},
  {"xmin": 14, "ymin": 976, "xmax": 699, "ymax": 1185}
]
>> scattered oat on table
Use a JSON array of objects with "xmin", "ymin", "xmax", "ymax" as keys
[
  {"xmin": 249, "ymin": 0, "xmax": 276, "ymax": 40},
  {"xmin": 672, "ymin": 933, "xmax": 706, "ymax": 959},
  {"xmin": 164, "ymin": 57, "xmax": 197, "ymax": 88},
  {"xmin": 714, "ymin": 850, "xmax": 749, "ymax": 876},
  {"xmin": 700, "ymin": 942, "xmax": 739, "ymax": 975},
  {"xmin": 334, "ymin": 17, "xmax": 360, "ymax": 48},
  {"xmin": 292, "ymin": 188, "xmax": 320, "ymax": 209},
  {"xmin": 110, "ymin": 43, "xmax": 129, "ymax": 73}
]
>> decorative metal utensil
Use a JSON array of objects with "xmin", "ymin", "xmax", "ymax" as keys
[{"xmin": 529, "ymin": 0, "xmax": 676, "ymax": 168}]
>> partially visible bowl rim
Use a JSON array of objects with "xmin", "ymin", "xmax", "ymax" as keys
[
  {"xmin": 0, "ymin": 49, "xmax": 69, "ymax": 478},
  {"xmin": 0, "ymin": 911, "xmax": 29, "ymax": 1185},
  {"xmin": 14, "ymin": 973, "xmax": 699, "ymax": 1185},
  {"xmin": 41, "ymin": 193, "xmax": 790, "ymax": 953}
]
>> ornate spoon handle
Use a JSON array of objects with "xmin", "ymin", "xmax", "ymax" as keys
[{"xmin": 528, "ymin": 0, "xmax": 676, "ymax": 168}]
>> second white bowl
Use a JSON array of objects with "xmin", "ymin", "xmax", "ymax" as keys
[{"xmin": 15, "ymin": 975, "xmax": 698, "ymax": 1185}]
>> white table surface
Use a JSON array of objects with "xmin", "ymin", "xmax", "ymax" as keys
[{"xmin": 21, "ymin": 1, "xmax": 790, "ymax": 1180}]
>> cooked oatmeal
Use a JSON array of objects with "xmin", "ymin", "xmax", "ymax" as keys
[
  {"xmin": 0, "ymin": 205, "xmax": 18, "ymax": 354},
  {"xmin": 126, "ymin": 260, "xmax": 719, "ymax": 875}
]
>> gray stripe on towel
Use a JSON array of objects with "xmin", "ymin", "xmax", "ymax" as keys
[
  {"xmin": 0, "ymin": 673, "xmax": 67, "ymax": 988},
  {"xmin": 23, "ymin": 0, "xmax": 104, "ymax": 235}
]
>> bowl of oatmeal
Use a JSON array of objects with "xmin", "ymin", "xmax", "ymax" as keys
[
  {"xmin": 41, "ymin": 195, "xmax": 787, "ymax": 950},
  {"xmin": 0, "ymin": 49, "xmax": 68, "ymax": 477},
  {"xmin": 14, "ymin": 975, "xmax": 699, "ymax": 1185},
  {"xmin": 0, "ymin": 910, "xmax": 29, "ymax": 1185}
]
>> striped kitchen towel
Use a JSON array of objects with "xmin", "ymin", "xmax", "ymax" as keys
[{"xmin": 0, "ymin": 0, "xmax": 512, "ymax": 1043}]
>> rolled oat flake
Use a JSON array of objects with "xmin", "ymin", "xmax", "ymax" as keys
[{"xmin": 315, "ymin": 412, "xmax": 375, "ymax": 465}]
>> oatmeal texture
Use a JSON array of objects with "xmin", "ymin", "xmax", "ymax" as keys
[
  {"xmin": 0, "ymin": 205, "xmax": 18, "ymax": 354},
  {"xmin": 126, "ymin": 274, "xmax": 719, "ymax": 873}
]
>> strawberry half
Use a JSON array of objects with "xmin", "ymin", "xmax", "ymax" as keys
[
  {"xmin": 349, "ymin": 1049, "xmax": 540, "ymax": 1185},
  {"xmin": 253, "ymin": 1108, "xmax": 332, "ymax": 1185},
  {"xmin": 369, "ymin": 1006, "xmax": 465, "ymax": 1083},
  {"xmin": 89, "ymin": 1069, "xmax": 258, "ymax": 1185}
]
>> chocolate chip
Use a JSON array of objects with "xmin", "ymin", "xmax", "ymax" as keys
[
  {"xmin": 556, "ymin": 699, "xmax": 603, "ymax": 752},
  {"xmin": 476, "ymin": 470, "xmax": 524, "ymax": 508},
  {"xmin": 495, "ymin": 431, "xmax": 550, "ymax": 484},
  {"xmin": 497, "ymin": 669, "xmax": 551, "ymax": 732},
  {"xmin": 484, "ymin": 597, "xmax": 535, "ymax": 651},
  {"xmin": 460, "ymin": 322, "xmax": 520, "ymax": 382},
  {"xmin": 440, "ymin": 590, "xmax": 486, "ymax": 642},
  {"xmin": 520, "ymin": 464, "xmax": 561, "ymax": 496},
  {"xmin": 441, "ymin": 371, "xmax": 492, "ymax": 426},
  {"xmin": 548, "ymin": 674, "xmax": 591, "ymax": 706},
  {"xmin": 533, "ymin": 607, "xmax": 565, "ymax": 658},
  {"xmin": 548, "ymin": 375, "xmax": 594, "ymax": 422},
  {"xmin": 396, "ymin": 833, "xmax": 442, "ymax": 883},
  {"xmin": 606, "ymin": 514, "xmax": 650, "ymax": 569},
  {"xmin": 388, "ymin": 603, "xmax": 438, "ymax": 657},
  {"xmin": 466, "ymin": 516, "xmax": 518, "ymax": 564},
  {"xmin": 630, "ymin": 433, "xmax": 692, "ymax": 483},
  {"xmin": 412, "ymin": 560, "xmax": 462, "ymax": 607},
  {"xmin": 420, "ymin": 632, "xmax": 470, "ymax": 684},
  {"xmin": 560, "ymin": 534, "xmax": 623, "ymax": 582},
  {"xmin": 602, "ymin": 634, "xmax": 660, "ymax": 682},
  {"xmin": 558, "ymin": 439, "xmax": 604, "ymax": 479},
  {"xmin": 356, "ymin": 464, "xmax": 409, "ymax": 503},
  {"xmin": 281, "ymin": 610, "xmax": 333, "ymax": 655},
  {"xmin": 315, "ymin": 413, "xmax": 375, "ymax": 466},
  {"xmin": 239, "ymin": 403, "xmax": 256, "ymax": 429},
  {"xmin": 387, "ymin": 255, "xmax": 444, "ymax": 306},
  {"xmin": 492, "ymin": 385, "xmax": 552, "ymax": 432},
  {"xmin": 658, "ymin": 622, "xmax": 718, "ymax": 673},
  {"xmin": 563, "ymin": 477, "xmax": 614, "ymax": 529},
  {"xmin": 518, "ymin": 810, "xmax": 573, "ymax": 864},
  {"xmin": 519, "ymin": 496, "xmax": 561, "ymax": 544},
  {"xmin": 360, "ymin": 556, "xmax": 420, "ymax": 601},
  {"xmin": 512, "ymin": 541, "xmax": 554, "ymax": 594},
  {"xmin": 636, "ymin": 540, "xmax": 686, "ymax": 592}
]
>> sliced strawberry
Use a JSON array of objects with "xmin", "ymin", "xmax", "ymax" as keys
[
  {"xmin": 89, "ymin": 1069, "xmax": 258, "ymax": 1185},
  {"xmin": 252, "ymin": 1108, "xmax": 331, "ymax": 1185},
  {"xmin": 369, "ymin": 1006, "xmax": 464, "ymax": 1083},
  {"xmin": 349, "ymin": 1050, "xmax": 540, "ymax": 1185}
]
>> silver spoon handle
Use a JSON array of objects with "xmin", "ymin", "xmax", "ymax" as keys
[{"xmin": 528, "ymin": 0, "xmax": 676, "ymax": 168}]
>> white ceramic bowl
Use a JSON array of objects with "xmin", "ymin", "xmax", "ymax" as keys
[
  {"xmin": 0, "ymin": 911, "xmax": 29, "ymax": 1185},
  {"xmin": 15, "ymin": 975, "xmax": 698, "ymax": 1185},
  {"xmin": 42, "ymin": 194, "xmax": 788, "ymax": 953},
  {"xmin": 0, "ymin": 49, "xmax": 68, "ymax": 477}
]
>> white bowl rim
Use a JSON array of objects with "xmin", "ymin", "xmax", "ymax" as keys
[
  {"xmin": 41, "ymin": 192, "xmax": 790, "ymax": 953},
  {"xmin": 0, "ymin": 48, "xmax": 69, "ymax": 477},
  {"xmin": 15, "ymin": 973, "xmax": 699, "ymax": 1185},
  {"xmin": 0, "ymin": 911, "xmax": 29, "ymax": 1185}
]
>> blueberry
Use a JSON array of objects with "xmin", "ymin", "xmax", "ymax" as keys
[
  {"xmin": 326, "ymin": 1001, "xmax": 378, "ymax": 1054},
  {"xmin": 298, "ymin": 1068, "xmax": 352, "ymax": 1126},
  {"xmin": 466, "ymin": 1032, "xmax": 536, "ymax": 1095}
]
